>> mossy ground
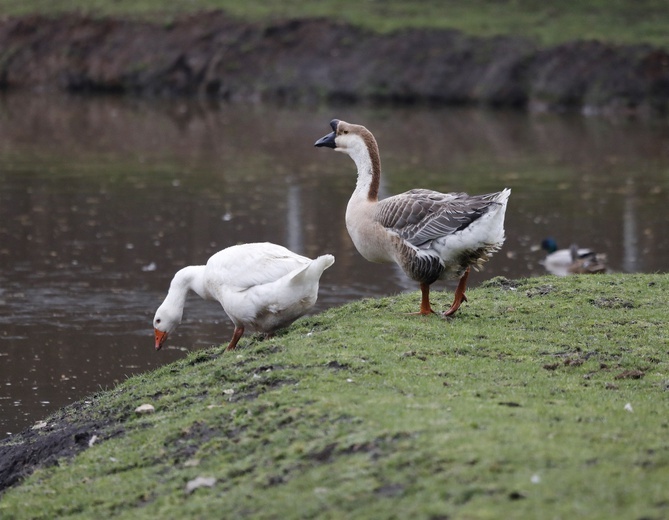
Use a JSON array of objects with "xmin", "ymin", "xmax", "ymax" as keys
[
  {"xmin": 1, "ymin": 274, "xmax": 668, "ymax": 519},
  {"xmin": 0, "ymin": 0, "xmax": 666, "ymax": 48}
]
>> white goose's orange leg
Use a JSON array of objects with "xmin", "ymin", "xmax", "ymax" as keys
[
  {"xmin": 226, "ymin": 325, "xmax": 245, "ymax": 351},
  {"xmin": 443, "ymin": 267, "xmax": 470, "ymax": 317}
]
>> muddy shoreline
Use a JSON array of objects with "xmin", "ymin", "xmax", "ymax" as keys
[
  {"xmin": 0, "ymin": 398, "xmax": 122, "ymax": 493},
  {"xmin": 0, "ymin": 11, "xmax": 668, "ymax": 114}
]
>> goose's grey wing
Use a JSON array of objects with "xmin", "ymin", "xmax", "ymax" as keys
[{"xmin": 375, "ymin": 189, "xmax": 502, "ymax": 248}]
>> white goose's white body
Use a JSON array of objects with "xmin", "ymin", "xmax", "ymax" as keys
[
  {"xmin": 315, "ymin": 119, "xmax": 509, "ymax": 316},
  {"xmin": 153, "ymin": 243, "xmax": 334, "ymax": 351}
]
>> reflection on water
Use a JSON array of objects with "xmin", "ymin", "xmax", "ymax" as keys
[{"xmin": 1, "ymin": 92, "xmax": 668, "ymax": 436}]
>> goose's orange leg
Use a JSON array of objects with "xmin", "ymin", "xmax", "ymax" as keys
[
  {"xmin": 414, "ymin": 282, "xmax": 435, "ymax": 315},
  {"xmin": 226, "ymin": 325, "xmax": 245, "ymax": 351},
  {"xmin": 443, "ymin": 267, "xmax": 470, "ymax": 317}
]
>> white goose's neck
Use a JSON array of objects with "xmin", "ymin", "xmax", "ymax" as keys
[
  {"xmin": 165, "ymin": 265, "xmax": 208, "ymax": 308},
  {"xmin": 345, "ymin": 134, "xmax": 381, "ymax": 202}
]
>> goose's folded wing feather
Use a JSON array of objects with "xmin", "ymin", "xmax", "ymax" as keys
[
  {"xmin": 375, "ymin": 189, "xmax": 500, "ymax": 248},
  {"xmin": 209, "ymin": 251, "xmax": 308, "ymax": 290}
]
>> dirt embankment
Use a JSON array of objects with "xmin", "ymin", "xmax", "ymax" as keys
[
  {"xmin": 0, "ymin": 11, "xmax": 668, "ymax": 114},
  {"xmin": 0, "ymin": 400, "xmax": 123, "ymax": 493}
]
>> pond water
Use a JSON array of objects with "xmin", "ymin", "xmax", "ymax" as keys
[{"xmin": 1, "ymin": 92, "xmax": 668, "ymax": 437}]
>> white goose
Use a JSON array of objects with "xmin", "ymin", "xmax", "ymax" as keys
[
  {"xmin": 315, "ymin": 119, "xmax": 509, "ymax": 316},
  {"xmin": 153, "ymin": 243, "xmax": 334, "ymax": 351}
]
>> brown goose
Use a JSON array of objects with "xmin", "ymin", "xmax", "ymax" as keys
[{"xmin": 315, "ymin": 119, "xmax": 510, "ymax": 316}]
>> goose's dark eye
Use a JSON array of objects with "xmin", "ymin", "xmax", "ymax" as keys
[{"xmin": 156, "ymin": 318, "xmax": 161, "ymax": 324}]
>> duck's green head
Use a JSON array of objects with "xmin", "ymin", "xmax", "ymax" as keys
[{"xmin": 541, "ymin": 238, "xmax": 558, "ymax": 254}]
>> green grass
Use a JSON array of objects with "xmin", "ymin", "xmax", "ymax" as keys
[
  {"xmin": 1, "ymin": 274, "xmax": 668, "ymax": 519},
  {"xmin": 0, "ymin": 0, "xmax": 667, "ymax": 48}
]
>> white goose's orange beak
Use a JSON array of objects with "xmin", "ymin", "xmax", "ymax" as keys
[{"xmin": 154, "ymin": 328, "xmax": 169, "ymax": 351}]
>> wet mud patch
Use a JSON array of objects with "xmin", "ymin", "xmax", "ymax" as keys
[
  {"xmin": 166, "ymin": 420, "xmax": 226, "ymax": 463},
  {"xmin": 590, "ymin": 297, "xmax": 635, "ymax": 309},
  {"xmin": 615, "ymin": 369, "xmax": 646, "ymax": 380},
  {"xmin": 325, "ymin": 360, "xmax": 351, "ymax": 370},
  {"xmin": 304, "ymin": 431, "xmax": 415, "ymax": 464},
  {"xmin": 0, "ymin": 410, "xmax": 124, "ymax": 492}
]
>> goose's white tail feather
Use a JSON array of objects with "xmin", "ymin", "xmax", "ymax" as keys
[{"xmin": 288, "ymin": 254, "xmax": 335, "ymax": 286}]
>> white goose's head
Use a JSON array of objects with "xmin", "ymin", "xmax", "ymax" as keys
[
  {"xmin": 152, "ymin": 304, "xmax": 182, "ymax": 351},
  {"xmin": 314, "ymin": 119, "xmax": 378, "ymax": 159}
]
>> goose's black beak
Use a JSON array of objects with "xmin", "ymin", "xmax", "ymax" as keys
[
  {"xmin": 314, "ymin": 119, "xmax": 340, "ymax": 148},
  {"xmin": 314, "ymin": 131, "xmax": 336, "ymax": 148}
]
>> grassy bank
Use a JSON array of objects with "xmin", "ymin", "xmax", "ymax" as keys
[
  {"xmin": 0, "ymin": 0, "xmax": 667, "ymax": 48},
  {"xmin": 1, "ymin": 274, "xmax": 668, "ymax": 518}
]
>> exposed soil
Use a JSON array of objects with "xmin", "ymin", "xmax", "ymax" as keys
[
  {"xmin": 0, "ymin": 11, "xmax": 668, "ymax": 114},
  {"xmin": 0, "ymin": 400, "xmax": 123, "ymax": 493}
]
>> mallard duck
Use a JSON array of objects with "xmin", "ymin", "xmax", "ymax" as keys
[
  {"xmin": 541, "ymin": 238, "xmax": 607, "ymax": 276},
  {"xmin": 153, "ymin": 243, "xmax": 334, "ymax": 351},
  {"xmin": 315, "ymin": 119, "xmax": 510, "ymax": 316}
]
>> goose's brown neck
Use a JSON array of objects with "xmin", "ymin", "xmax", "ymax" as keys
[{"xmin": 363, "ymin": 132, "xmax": 381, "ymax": 201}]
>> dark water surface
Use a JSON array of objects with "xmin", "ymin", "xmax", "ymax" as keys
[{"xmin": 1, "ymin": 93, "xmax": 668, "ymax": 436}]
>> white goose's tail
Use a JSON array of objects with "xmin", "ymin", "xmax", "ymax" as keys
[{"xmin": 288, "ymin": 254, "xmax": 335, "ymax": 286}]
